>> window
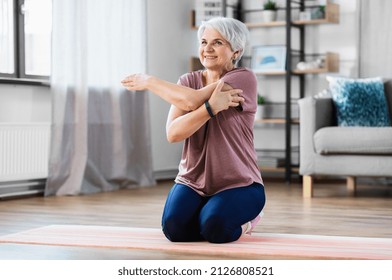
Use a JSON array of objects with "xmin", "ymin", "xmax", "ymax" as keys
[{"xmin": 0, "ymin": 0, "xmax": 52, "ymax": 80}]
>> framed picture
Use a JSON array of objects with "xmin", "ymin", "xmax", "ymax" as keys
[{"xmin": 251, "ymin": 45, "xmax": 287, "ymax": 73}]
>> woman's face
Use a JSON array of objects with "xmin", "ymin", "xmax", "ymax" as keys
[{"xmin": 199, "ymin": 27, "xmax": 237, "ymax": 72}]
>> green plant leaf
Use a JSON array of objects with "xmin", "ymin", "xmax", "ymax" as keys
[
  {"xmin": 263, "ymin": 0, "xmax": 277, "ymax": 11},
  {"xmin": 257, "ymin": 95, "xmax": 265, "ymax": 105}
]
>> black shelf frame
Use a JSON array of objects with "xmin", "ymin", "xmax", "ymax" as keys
[{"xmin": 285, "ymin": 0, "xmax": 307, "ymax": 182}]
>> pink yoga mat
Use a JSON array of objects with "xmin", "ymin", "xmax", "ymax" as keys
[{"xmin": 1, "ymin": 225, "xmax": 391, "ymax": 259}]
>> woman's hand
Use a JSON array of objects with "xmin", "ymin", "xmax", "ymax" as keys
[
  {"xmin": 208, "ymin": 80, "xmax": 244, "ymax": 115},
  {"xmin": 121, "ymin": 74, "xmax": 152, "ymax": 91}
]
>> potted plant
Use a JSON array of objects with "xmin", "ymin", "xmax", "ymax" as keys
[
  {"xmin": 262, "ymin": 0, "xmax": 278, "ymax": 22},
  {"xmin": 255, "ymin": 95, "xmax": 266, "ymax": 120},
  {"xmin": 311, "ymin": 5, "xmax": 325, "ymax": 20}
]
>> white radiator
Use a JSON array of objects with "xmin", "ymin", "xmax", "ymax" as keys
[{"xmin": 0, "ymin": 123, "xmax": 50, "ymax": 182}]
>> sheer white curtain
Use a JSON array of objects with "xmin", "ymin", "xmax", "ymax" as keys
[
  {"xmin": 45, "ymin": 0, "xmax": 155, "ymax": 196},
  {"xmin": 359, "ymin": 0, "xmax": 392, "ymax": 77}
]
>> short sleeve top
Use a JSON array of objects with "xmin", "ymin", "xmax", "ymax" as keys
[{"xmin": 175, "ymin": 67, "xmax": 263, "ymax": 196}]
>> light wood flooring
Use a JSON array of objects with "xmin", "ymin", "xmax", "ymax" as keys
[{"xmin": 0, "ymin": 179, "xmax": 391, "ymax": 259}]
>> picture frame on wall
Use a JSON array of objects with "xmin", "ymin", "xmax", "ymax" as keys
[{"xmin": 251, "ymin": 45, "xmax": 287, "ymax": 73}]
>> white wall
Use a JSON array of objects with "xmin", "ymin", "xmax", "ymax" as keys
[
  {"xmin": 0, "ymin": 84, "xmax": 51, "ymax": 123},
  {"xmin": 147, "ymin": 0, "xmax": 197, "ymax": 177}
]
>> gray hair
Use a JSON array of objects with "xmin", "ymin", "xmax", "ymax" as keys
[{"xmin": 198, "ymin": 17, "xmax": 249, "ymax": 66}]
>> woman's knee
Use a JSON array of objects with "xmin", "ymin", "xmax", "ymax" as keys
[
  {"xmin": 162, "ymin": 214, "xmax": 186, "ymax": 242},
  {"xmin": 200, "ymin": 214, "xmax": 241, "ymax": 243},
  {"xmin": 162, "ymin": 214, "xmax": 203, "ymax": 242}
]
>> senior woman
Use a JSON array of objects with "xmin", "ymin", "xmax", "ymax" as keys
[{"xmin": 122, "ymin": 17, "xmax": 265, "ymax": 243}]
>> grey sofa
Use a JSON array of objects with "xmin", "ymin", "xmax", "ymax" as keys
[{"xmin": 298, "ymin": 80, "xmax": 392, "ymax": 198}]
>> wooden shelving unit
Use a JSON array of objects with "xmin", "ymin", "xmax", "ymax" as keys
[
  {"xmin": 244, "ymin": 0, "xmax": 340, "ymax": 180},
  {"xmin": 253, "ymin": 70, "xmax": 286, "ymax": 76},
  {"xmin": 292, "ymin": 52, "xmax": 339, "ymax": 74},
  {"xmin": 246, "ymin": 2, "xmax": 339, "ymax": 28},
  {"xmin": 253, "ymin": 52, "xmax": 339, "ymax": 75},
  {"xmin": 246, "ymin": 21, "xmax": 286, "ymax": 28},
  {"xmin": 190, "ymin": 53, "xmax": 339, "ymax": 76}
]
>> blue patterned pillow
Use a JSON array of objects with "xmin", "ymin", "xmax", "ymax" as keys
[{"xmin": 327, "ymin": 77, "xmax": 391, "ymax": 127}]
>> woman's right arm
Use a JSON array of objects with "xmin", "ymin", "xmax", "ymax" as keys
[{"xmin": 121, "ymin": 74, "xmax": 217, "ymax": 111}]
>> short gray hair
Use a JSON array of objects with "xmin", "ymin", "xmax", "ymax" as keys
[{"xmin": 198, "ymin": 17, "xmax": 249, "ymax": 66}]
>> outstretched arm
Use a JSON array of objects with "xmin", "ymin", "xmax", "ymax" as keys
[{"xmin": 121, "ymin": 74, "xmax": 218, "ymax": 111}]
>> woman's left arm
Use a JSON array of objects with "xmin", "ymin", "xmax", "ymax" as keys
[
  {"xmin": 166, "ymin": 104, "xmax": 210, "ymax": 143},
  {"xmin": 166, "ymin": 81, "xmax": 244, "ymax": 143}
]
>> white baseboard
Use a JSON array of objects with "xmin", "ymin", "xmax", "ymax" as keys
[{"xmin": 0, "ymin": 179, "xmax": 46, "ymax": 199}]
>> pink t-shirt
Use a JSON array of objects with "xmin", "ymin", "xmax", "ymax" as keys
[{"xmin": 175, "ymin": 67, "xmax": 263, "ymax": 196}]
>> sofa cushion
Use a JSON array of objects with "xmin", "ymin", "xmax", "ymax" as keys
[
  {"xmin": 327, "ymin": 76, "xmax": 391, "ymax": 127},
  {"xmin": 314, "ymin": 127, "xmax": 392, "ymax": 155}
]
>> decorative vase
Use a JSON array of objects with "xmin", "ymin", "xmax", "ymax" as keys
[
  {"xmin": 255, "ymin": 105, "xmax": 265, "ymax": 120},
  {"xmin": 262, "ymin": 10, "xmax": 277, "ymax": 22}
]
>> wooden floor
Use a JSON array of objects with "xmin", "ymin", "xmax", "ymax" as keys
[{"xmin": 0, "ymin": 179, "xmax": 391, "ymax": 259}]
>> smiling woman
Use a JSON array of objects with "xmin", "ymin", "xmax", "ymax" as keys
[
  {"xmin": 198, "ymin": 28, "xmax": 236, "ymax": 74},
  {"xmin": 122, "ymin": 17, "xmax": 265, "ymax": 244}
]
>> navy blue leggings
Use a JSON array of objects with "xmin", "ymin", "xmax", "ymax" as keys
[{"xmin": 161, "ymin": 182, "xmax": 266, "ymax": 243}]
